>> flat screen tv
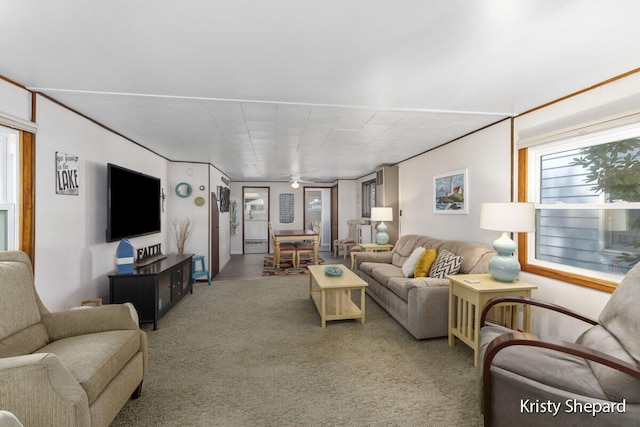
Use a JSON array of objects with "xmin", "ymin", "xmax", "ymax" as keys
[{"xmin": 107, "ymin": 163, "xmax": 161, "ymax": 242}]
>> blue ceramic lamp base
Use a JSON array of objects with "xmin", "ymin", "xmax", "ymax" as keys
[
  {"xmin": 376, "ymin": 221, "xmax": 389, "ymax": 245},
  {"xmin": 489, "ymin": 232, "xmax": 520, "ymax": 282}
]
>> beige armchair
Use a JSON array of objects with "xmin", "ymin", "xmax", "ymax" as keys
[
  {"xmin": 0, "ymin": 251, "xmax": 148, "ymax": 427},
  {"xmin": 479, "ymin": 262, "xmax": 640, "ymax": 426}
]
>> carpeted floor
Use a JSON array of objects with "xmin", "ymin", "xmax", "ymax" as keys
[{"xmin": 111, "ymin": 275, "xmax": 483, "ymax": 426}]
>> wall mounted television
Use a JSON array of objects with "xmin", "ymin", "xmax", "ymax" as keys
[{"xmin": 107, "ymin": 163, "xmax": 161, "ymax": 242}]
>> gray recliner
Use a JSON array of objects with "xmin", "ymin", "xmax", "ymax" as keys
[{"xmin": 478, "ymin": 263, "xmax": 640, "ymax": 426}]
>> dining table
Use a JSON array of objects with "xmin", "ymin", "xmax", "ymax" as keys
[{"xmin": 273, "ymin": 229, "xmax": 319, "ymax": 268}]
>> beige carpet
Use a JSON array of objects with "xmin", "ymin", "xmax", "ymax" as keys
[{"xmin": 111, "ymin": 275, "xmax": 483, "ymax": 426}]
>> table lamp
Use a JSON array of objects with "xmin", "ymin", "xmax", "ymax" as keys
[
  {"xmin": 371, "ymin": 207, "xmax": 393, "ymax": 244},
  {"xmin": 480, "ymin": 202, "xmax": 535, "ymax": 282}
]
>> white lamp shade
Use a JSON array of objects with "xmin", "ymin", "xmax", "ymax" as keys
[
  {"xmin": 371, "ymin": 207, "xmax": 393, "ymax": 222},
  {"xmin": 480, "ymin": 202, "xmax": 535, "ymax": 233}
]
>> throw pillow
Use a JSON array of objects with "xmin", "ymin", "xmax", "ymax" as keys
[
  {"xmin": 402, "ymin": 247, "xmax": 426, "ymax": 278},
  {"xmin": 429, "ymin": 249, "xmax": 462, "ymax": 278},
  {"xmin": 414, "ymin": 248, "xmax": 437, "ymax": 278}
]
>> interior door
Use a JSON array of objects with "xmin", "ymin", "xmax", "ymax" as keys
[
  {"xmin": 243, "ymin": 187, "xmax": 269, "ymax": 253},
  {"xmin": 210, "ymin": 192, "xmax": 220, "ymax": 277}
]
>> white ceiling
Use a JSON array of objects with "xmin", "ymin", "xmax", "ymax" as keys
[{"xmin": 2, "ymin": 1, "xmax": 640, "ymax": 182}]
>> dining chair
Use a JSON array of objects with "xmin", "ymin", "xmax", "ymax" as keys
[
  {"xmin": 268, "ymin": 222, "xmax": 297, "ymax": 268},
  {"xmin": 296, "ymin": 221, "xmax": 321, "ymax": 267}
]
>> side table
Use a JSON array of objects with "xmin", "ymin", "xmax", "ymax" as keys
[
  {"xmin": 447, "ymin": 273, "xmax": 537, "ymax": 366},
  {"xmin": 350, "ymin": 243, "xmax": 394, "ymax": 270}
]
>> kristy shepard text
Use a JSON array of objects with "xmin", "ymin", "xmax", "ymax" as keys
[{"xmin": 521, "ymin": 399, "xmax": 626, "ymax": 417}]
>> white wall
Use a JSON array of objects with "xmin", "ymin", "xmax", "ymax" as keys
[
  {"xmin": 399, "ymin": 119, "xmax": 512, "ymax": 243},
  {"xmin": 0, "ymin": 79, "xmax": 31, "ymax": 121},
  {"xmin": 168, "ymin": 162, "xmax": 209, "ymax": 260},
  {"xmin": 336, "ymin": 179, "xmax": 357, "ymax": 239},
  {"xmin": 34, "ymin": 95, "xmax": 170, "ymax": 310}
]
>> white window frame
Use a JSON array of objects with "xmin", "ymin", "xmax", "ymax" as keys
[
  {"xmin": 0, "ymin": 126, "xmax": 18, "ymax": 250},
  {"xmin": 526, "ymin": 121, "xmax": 640, "ymax": 284}
]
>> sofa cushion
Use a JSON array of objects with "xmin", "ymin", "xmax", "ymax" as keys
[
  {"xmin": 387, "ymin": 277, "xmax": 411, "ymax": 302},
  {"xmin": 371, "ymin": 264, "xmax": 404, "ymax": 288},
  {"xmin": 429, "ymin": 249, "xmax": 462, "ymax": 278},
  {"xmin": 414, "ymin": 248, "xmax": 437, "ymax": 278},
  {"xmin": 576, "ymin": 325, "xmax": 640, "ymax": 402},
  {"xmin": 390, "ymin": 235, "xmax": 425, "ymax": 268},
  {"xmin": 402, "ymin": 247, "xmax": 426, "ymax": 278},
  {"xmin": 35, "ymin": 330, "xmax": 141, "ymax": 405}
]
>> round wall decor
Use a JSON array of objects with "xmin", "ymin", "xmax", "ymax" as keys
[
  {"xmin": 194, "ymin": 196, "xmax": 205, "ymax": 207},
  {"xmin": 175, "ymin": 182, "xmax": 192, "ymax": 198}
]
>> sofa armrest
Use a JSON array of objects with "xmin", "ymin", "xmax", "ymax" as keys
[
  {"xmin": 0, "ymin": 353, "xmax": 90, "ymax": 426},
  {"xmin": 355, "ymin": 251, "xmax": 393, "ymax": 266},
  {"xmin": 41, "ymin": 304, "xmax": 140, "ymax": 341}
]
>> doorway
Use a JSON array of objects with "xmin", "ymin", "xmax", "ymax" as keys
[
  {"xmin": 303, "ymin": 187, "xmax": 331, "ymax": 251},
  {"xmin": 243, "ymin": 187, "xmax": 269, "ymax": 253}
]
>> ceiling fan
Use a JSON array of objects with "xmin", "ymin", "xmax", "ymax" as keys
[{"xmin": 289, "ymin": 175, "xmax": 314, "ymax": 189}]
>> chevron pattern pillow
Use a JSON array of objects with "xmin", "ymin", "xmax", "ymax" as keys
[{"xmin": 429, "ymin": 249, "xmax": 462, "ymax": 278}]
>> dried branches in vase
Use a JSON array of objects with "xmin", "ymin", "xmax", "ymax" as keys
[{"xmin": 172, "ymin": 218, "xmax": 193, "ymax": 255}]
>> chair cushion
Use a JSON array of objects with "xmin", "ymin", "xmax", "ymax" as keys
[
  {"xmin": 479, "ymin": 325, "xmax": 609, "ymax": 401},
  {"xmin": 576, "ymin": 325, "xmax": 640, "ymax": 402},
  {"xmin": 349, "ymin": 245, "xmax": 362, "ymax": 252},
  {"xmin": 35, "ymin": 330, "xmax": 141, "ymax": 405}
]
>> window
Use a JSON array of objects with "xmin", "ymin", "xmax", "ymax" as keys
[
  {"xmin": 0, "ymin": 126, "xmax": 18, "ymax": 251},
  {"xmin": 522, "ymin": 122, "xmax": 640, "ymax": 290},
  {"xmin": 362, "ymin": 179, "xmax": 376, "ymax": 218}
]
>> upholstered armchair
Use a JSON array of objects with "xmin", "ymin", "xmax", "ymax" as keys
[
  {"xmin": 0, "ymin": 251, "xmax": 148, "ymax": 427},
  {"xmin": 478, "ymin": 263, "xmax": 640, "ymax": 426}
]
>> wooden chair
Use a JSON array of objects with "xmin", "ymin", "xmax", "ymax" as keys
[
  {"xmin": 268, "ymin": 222, "xmax": 297, "ymax": 268},
  {"xmin": 333, "ymin": 219, "xmax": 361, "ymax": 258},
  {"xmin": 296, "ymin": 221, "xmax": 321, "ymax": 267}
]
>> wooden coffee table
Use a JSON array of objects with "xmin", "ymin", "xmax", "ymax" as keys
[{"xmin": 307, "ymin": 264, "xmax": 368, "ymax": 328}]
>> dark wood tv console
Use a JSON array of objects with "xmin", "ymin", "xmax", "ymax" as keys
[{"xmin": 109, "ymin": 254, "xmax": 193, "ymax": 330}]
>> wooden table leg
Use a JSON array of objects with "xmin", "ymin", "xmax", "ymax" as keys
[
  {"xmin": 361, "ymin": 287, "xmax": 366, "ymax": 324},
  {"xmin": 321, "ymin": 289, "xmax": 326, "ymax": 328},
  {"xmin": 313, "ymin": 237, "xmax": 319, "ymax": 265}
]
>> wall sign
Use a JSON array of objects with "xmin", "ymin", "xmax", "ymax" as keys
[{"xmin": 55, "ymin": 152, "xmax": 79, "ymax": 195}]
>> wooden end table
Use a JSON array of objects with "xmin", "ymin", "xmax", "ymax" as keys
[
  {"xmin": 307, "ymin": 265, "xmax": 368, "ymax": 328},
  {"xmin": 447, "ymin": 273, "xmax": 537, "ymax": 366},
  {"xmin": 350, "ymin": 243, "xmax": 394, "ymax": 269}
]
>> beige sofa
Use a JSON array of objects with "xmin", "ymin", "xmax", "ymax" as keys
[
  {"xmin": 355, "ymin": 234, "xmax": 494, "ymax": 339},
  {"xmin": 0, "ymin": 251, "xmax": 148, "ymax": 427}
]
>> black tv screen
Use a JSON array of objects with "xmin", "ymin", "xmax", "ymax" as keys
[{"xmin": 107, "ymin": 163, "xmax": 161, "ymax": 242}]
